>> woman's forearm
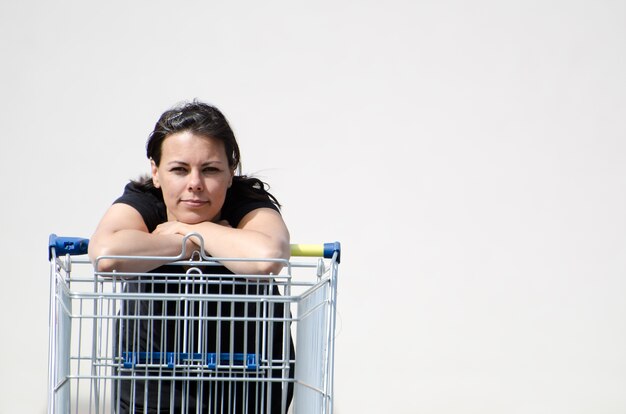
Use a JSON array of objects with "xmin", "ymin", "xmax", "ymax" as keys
[
  {"xmin": 89, "ymin": 229, "xmax": 193, "ymax": 273},
  {"xmin": 181, "ymin": 221, "xmax": 290, "ymax": 275}
]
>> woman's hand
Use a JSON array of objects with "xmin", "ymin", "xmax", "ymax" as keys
[
  {"xmin": 153, "ymin": 219, "xmax": 230, "ymax": 236},
  {"xmin": 153, "ymin": 219, "xmax": 233, "ymax": 252},
  {"xmin": 153, "ymin": 220, "xmax": 189, "ymax": 236},
  {"xmin": 153, "ymin": 221, "xmax": 200, "ymax": 256},
  {"xmin": 152, "ymin": 220, "xmax": 232, "ymax": 258}
]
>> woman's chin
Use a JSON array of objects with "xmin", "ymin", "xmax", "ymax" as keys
[{"xmin": 176, "ymin": 212, "xmax": 218, "ymax": 225}]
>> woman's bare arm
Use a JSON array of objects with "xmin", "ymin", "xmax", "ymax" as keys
[
  {"xmin": 89, "ymin": 204, "xmax": 289, "ymax": 275},
  {"xmin": 88, "ymin": 203, "xmax": 195, "ymax": 273}
]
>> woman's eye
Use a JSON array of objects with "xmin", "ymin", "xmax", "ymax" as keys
[
  {"xmin": 171, "ymin": 167, "xmax": 187, "ymax": 174},
  {"xmin": 203, "ymin": 167, "xmax": 220, "ymax": 174}
]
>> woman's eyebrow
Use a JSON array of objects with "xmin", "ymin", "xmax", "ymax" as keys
[
  {"xmin": 166, "ymin": 160, "xmax": 189, "ymax": 166},
  {"xmin": 202, "ymin": 160, "xmax": 227, "ymax": 166},
  {"xmin": 166, "ymin": 160, "xmax": 226, "ymax": 166}
]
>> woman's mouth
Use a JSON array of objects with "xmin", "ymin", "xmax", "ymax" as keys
[{"xmin": 180, "ymin": 199, "xmax": 208, "ymax": 208}]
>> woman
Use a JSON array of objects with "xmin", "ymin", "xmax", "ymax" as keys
[{"xmin": 89, "ymin": 101, "xmax": 294, "ymax": 413}]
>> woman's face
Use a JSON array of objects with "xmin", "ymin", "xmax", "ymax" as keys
[{"xmin": 151, "ymin": 131, "xmax": 234, "ymax": 224}]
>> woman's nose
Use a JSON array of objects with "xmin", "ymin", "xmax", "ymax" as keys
[{"xmin": 188, "ymin": 172, "xmax": 204, "ymax": 191}]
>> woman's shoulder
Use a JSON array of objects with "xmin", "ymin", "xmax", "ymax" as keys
[
  {"xmin": 222, "ymin": 176, "xmax": 281, "ymax": 227},
  {"xmin": 114, "ymin": 181, "xmax": 164, "ymax": 207},
  {"xmin": 113, "ymin": 179, "xmax": 166, "ymax": 232}
]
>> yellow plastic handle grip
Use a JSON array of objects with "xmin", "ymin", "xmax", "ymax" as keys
[{"xmin": 290, "ymin": 244, "xmax": 325, "ymax": 257}]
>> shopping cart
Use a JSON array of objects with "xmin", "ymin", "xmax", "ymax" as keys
[{"xmin": 47, "ymin": 233, "xmax": 340, "ymax": 414}]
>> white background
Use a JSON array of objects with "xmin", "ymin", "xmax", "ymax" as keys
[{"xmin": 1, "ymin": 1, "xmax": 625, "ymax": 413}]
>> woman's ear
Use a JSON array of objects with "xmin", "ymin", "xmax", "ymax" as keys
[
  {"xmin": 150, "ymin": 158, "xmax": 161, "ymax": 188},
  {"xmin": 229, "ymin": 169, "xmax": 235, "ymax": 188}
]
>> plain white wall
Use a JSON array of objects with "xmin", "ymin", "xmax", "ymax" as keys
[{"xmin": 1, "ymin": 1, "xmax": 625, "ymax": 412}]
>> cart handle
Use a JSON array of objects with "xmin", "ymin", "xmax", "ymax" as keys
[
  {"xmin": 48, "ymin": 234, "xmax": 89, "ymax": 260},
  {"xmin": 49, "ymin": 234, "xmax": 341, "ymax": 262},
  {"xmin": 290, "ymin": 242, "xmax": 341, "ymax": 262}
]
